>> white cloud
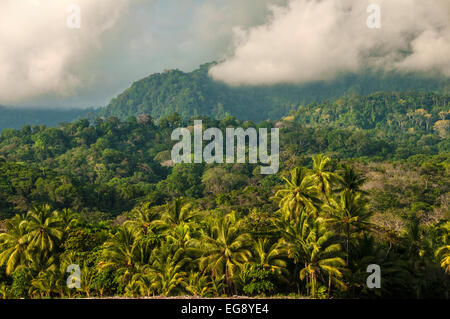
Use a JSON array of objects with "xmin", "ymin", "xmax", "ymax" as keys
[
  {"xmin": 0, "ymin": 0, "xmax": 132, "ymax": 105},
  {"xmin": 0, "ymin": 0, "xmax": 287, "ymax": 107},
  {"xmin": 2, "ymin": 0, "xmax": 447, "ymax": 107},
  {"xmin": 209, "ymin": 0, "xmax": 450, "ymax": 86}
]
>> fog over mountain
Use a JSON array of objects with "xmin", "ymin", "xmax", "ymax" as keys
[
  {"xmin": 210, "ymin": 0, "xmax": 450, "ymax": 85},
  {"xmin": 0, "ymin": 0, "xmax": 448, "ymax": 108},
  {"xmin": 0, "ymin": 0, "xmax": 287, "ymax": 107}
]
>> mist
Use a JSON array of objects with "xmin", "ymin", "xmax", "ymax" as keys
[
  {"xmin": 0, "ymin": 0, "xmax": 288, "ymax": 108},
  {"xmin": 209, "ymin": 0, "xmax": 450, "ymax": 86}
]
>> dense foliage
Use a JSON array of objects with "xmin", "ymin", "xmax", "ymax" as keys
[
  {"xmin": 0, "ymin": 91, "xmax": 448, "ymax": 298},
  {"xmin": 96, "ymin": 63, "xmax": 449, "ymax": 122},
  {"xmin": 0, "ymin": 159, "xmax": 448, "ymax": 299}
]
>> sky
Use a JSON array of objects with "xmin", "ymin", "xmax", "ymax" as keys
[{"xmin": 0, "ymin": 0, "xmax": 448, "ymax": 108}]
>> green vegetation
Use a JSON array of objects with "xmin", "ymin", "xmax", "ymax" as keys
[
  {"xmin": 0, "ymin": 91, "xmax": 448, "ymax": 298},
  {"xmin": 96, "ymin": 63, "xmax": 449, "ymax": 122}
]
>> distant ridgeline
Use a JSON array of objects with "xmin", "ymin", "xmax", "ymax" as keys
[
  {"xmin": 95, "ymin": 62, "xmax": 450, "ymax": 122},
  {"xmin": 0, "ymin": 106, "xmax": 88, "ymax": 133},
  {"xmin": 1, "ymin": 63, "xmax": 448, "ymax": 133}
]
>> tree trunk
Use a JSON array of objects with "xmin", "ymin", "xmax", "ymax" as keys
[
  {"xmin": 328, "ymin": 272, "xmax": 331, "ymax": 298},
  {"xmin": 346, "ymin": 227, "xmax": 350, "ymax": 266}
]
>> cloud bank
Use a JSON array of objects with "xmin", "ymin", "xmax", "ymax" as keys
[
  {"xmin": 0, "ymin": 0, "xmax": 133, "ymax": 105},
  {"xmin": 209, "ymin": 0, "xmax": 450, "ymax": 86},
  {"xmin": 0, "ymin": 0, "xmax": 288, "ymax": 107},
  {"xmin": 1, "ymin": 0, "xmax": 448, "ymax": 106}
]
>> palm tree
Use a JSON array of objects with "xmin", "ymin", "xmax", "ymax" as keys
[
  {"xmin": 0, "ymin": 214, "xmax": 29, "ymax": 275},
  {"xmin": 197, "ymin": 212, "xmax": 252, "ymax": 295},
  {"xmin": 283, "ymin": 216, "xmax": 346, "ymax": 298},
  {"xmin": 56, "ymin": 208, "xmax": 79, "ymax": 233},
  {"xmin": 26, "ymin": 205, "xmax": 63, "ymax": 254},
  {"xmin": 26, "ymin": 251, "xmax": 57, "ymax": 275},
  {"xmin": 148, "ymin": 243, "xmax": 187, "ymax": 296},
  {"xmin": 273, "ymin": 167, "xmax": 322, "ymax": 220},
  {"xmin": 348, "ymin": 234, "xmax": 412, "ymax": 298},
  {"xmin": 324, "ymin": 190, "xmax": 373, "ymax": 265},
  {"xmin": 435, "ymin": 222, "xmax": 450, "ymax": 274},
  {"xmin": 184, "ymin": 271, "xmax": 216, "ymax": 297},
  {"xmin": 80, "ymin": 265, "xmax": 95, "ymax": 297},
  {"xmin": 31, "ymin": 269, "xmax": 56, "ymax": 298},
  {"xmin": 253, "ymin": 238, "xmax": 287, "ymax": 276},
  {"xmin": 101, "ymin": 224, "xmax": 142, "ymax": 283},
  {"xmin": 435, "ymin": 245, "xmax": 450, "ymax": 274},
  {"xmin": 166, "ymin": 223, "xmax": 195, "ymax": 250},
  {"xmin": 311, "ymin": 155, "xmax": 339, "ymax": 203},
  {"xmin": 336, "ymin": 165, "xmax": 367, "ymax": 194},
  {"xmin": 125, "ymin": 202, "xmax": 161, "ymax": 236},
  {"xmin": 128, "ymin": 270, "xmax": 155, "ymax": 297},
  {"xmin": 0, "ymin": 284, "xmax": 9, "ymax": 299},
  {"xmin": 160, "ymin": 198, "xmax": 197, "ymax": 228},
  {"xmin": 125, "ymin": 278, "xmax": 145, "ymax": 297},
  {"xmin": 29, "ymin": 258, "xmax": 69, "ymax": 298}
]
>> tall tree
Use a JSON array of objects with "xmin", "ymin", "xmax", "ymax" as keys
[
  {"xmin": 324, "ymin": 190, "xmax": 373, "ymax": 265},
  {"xmin": 273, "ymin": 167, "xmax": 322, "ymax": 220},
  {"xmin": 336, "ymin": 165, "xmax": 367, "ymax": 194},
  {"xmin": 0, "ymin": 215, "xmax": 29, "ymax": 275},
  {"xmin": 282, "ymin": 215, "xmax": 346, "ymax": 298},
  {"xmin": 197, "ymin": 212, "xmax": 252, "ymax": 295},
  {"xmin": 311, "ymin": 155, "xmax": 339, "ymax": 203},
  {"xmin": 26, "ymin": 205, "xmax": 63, "ymax": 254},
  {"xmin": 253, "ymin": 238, "xmax": 287, "ymax": 276}
]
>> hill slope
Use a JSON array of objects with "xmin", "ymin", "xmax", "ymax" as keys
[{"xmin": 96, "ymin": 62, "xmax": 449, "ymax": 122}]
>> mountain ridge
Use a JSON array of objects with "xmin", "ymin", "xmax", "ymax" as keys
[{"xmin": 95, "ymin": 62, "xmax": 450, "ymax": 122}]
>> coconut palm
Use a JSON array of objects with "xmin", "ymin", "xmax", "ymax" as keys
[
  {"xmin": 101, "ymin": 224, "xmax": 142, "ymax": 283},
  {"xmin": 435, "ymin": 222, "xmax": 450, "ymax": 274},
  {"xmin": 29, "ymin": 259, "xmax": 68, "ymax": 298},
  {"xmin": 336, "ymin": 164, "xmax": 367, "ymax": 194},
  {"xmin": 0, "ymin": 214, "xmax": 29, "ymax": 275},
  {"xmin": 166, "ymin": 222, "xmax": 195, "ymax": 250},
  {"xmin": 184, "ymin": 271, "xmax": 216, "ymax": 297},
  {"xmin": 124, "ymin": 278, "xmax": 144, "ymax": 297},
  {"xmin": 197, "ymin": 212, "xmax": 252, "ymax": 295},
  {"xmin": 346, "ymin": 234, "xmax": 411, "ymax": 298},
  {"xmin": 128, "ymin": 270, "xmax": 155, "ymax": 297},
  {"xmin": 160, "ymin": 197, "xmax": 197, "ymax": 228},
  {"xmin": 26, "ymin": 205, "xmax": 63, "ymax": 254},
  {"xmin": 311, "ymin": 154, "xmax": 339, "ymax": 202},
  {"xmin": 253, "ymin": 238, "xmax": 287, "ymax": 275},
  {"xmin": 283, "ymin": 216, "xmax": 346, "ymax": 298},
  {"xmin": 435, "ymin": 245, "xmax": 450, "ymax": 274},
  {"xmin": 324, "ymin": 190, "xmax": 373, "ymax": 265},
  {"xmin": 56, "ymin": 208, "xmax": 79, "ymax": 233},
  {"xmin": 30, "ymin": 270, "xmax": 56, "ymax": 298},
  {"xmin": 148, "ymin": 242, "xmax": 187, "ymax": 296},
  {"xmin": 80, "ymin": 265, "xmax": 95, "ymax": 297},
  {"xmin": 125, "ymin": 202, "xmax": 161, "ymax": 236},
  {"xmin": 273, "ymin": 167, "xmax": 322, "ymax": 220},
  {"xmin": 0, "ymin": 284, "xmax": 9, "ymax": 299}
]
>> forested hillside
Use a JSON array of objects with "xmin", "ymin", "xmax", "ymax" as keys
[
  {"xmin": 2, "ymin": 65, "xmax": 446, "ymax": 133},
  {"xmin": 0, "ymin": 92, "xmax": 448, "ymax": 219},
  {"xmin": 0, "ymin": 91, "xmax": 448, "ymax": 299},
  {"xmin": 96, "ymin": 63, "xmax": 450, "ymax": 122}
]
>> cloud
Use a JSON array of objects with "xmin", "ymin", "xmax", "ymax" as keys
[
  {"xmin": 183, "ymin": 0, "xmax": 289, "ymax": 63},
  {"xmin": 3, "ymin": 0, "xmax": 446, "ymax": 107},
  {"xmin": 0, "ymin": 0, "xmax": 132, "ymax": 105},
  {"xmin": 0, "ymin": 0, "xmax": 287, "ymax": 107},
  {"xmin": 209, "ymin": 0, "xmax": 450, "ymax": 86}
]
